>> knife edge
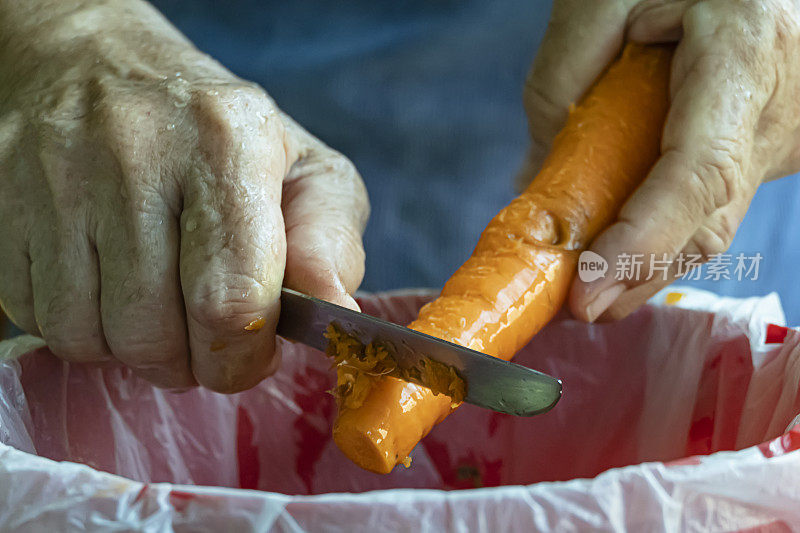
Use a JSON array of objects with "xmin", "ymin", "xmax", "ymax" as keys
[{"xmin": 277, "ymin": 288, "xmax": 562, "ymax": 417}]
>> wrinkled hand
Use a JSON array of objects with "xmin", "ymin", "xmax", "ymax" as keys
[
  {"xmin": 0, "ymin": 0, "xmax": 368, "ymax": 392},
  {"xmin": 521, "ymin": 0, "xmax": 800, "ymax": 322}
]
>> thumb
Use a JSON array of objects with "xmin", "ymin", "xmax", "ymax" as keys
[
  {"xmin": 627, "ymin": 0, "xmax": 694, "ymax": 44},
  {"xmin": 280, "ymin": 115, "xmax": 369, "ymax": 312},
  {"xmin": 570, "ymin": 5, "xmax": 770, "ymax": 322}
]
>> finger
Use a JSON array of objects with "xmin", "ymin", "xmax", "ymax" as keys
[
  {"xmin": 96, "ymin": 195, "xmax": 195, "ymax": 389},
  {"xmin": 575, "ymin": 194, "xmax": 749, "ymax": 323},
  {"xmin": 281, "ymin": 119, "xmax": 368, "ymax": 312},
  {"xmin": 180, "ymin": 89, "xmax": 287, "ymax": 394},
  {"xmin": 520, "ymin": 0, "xmax": 638, "ymax": 185},
  {"xmin": 628, "ymin": 0, "xmax": 692, "ymax": 43},
  {"xmin": 0, "ymin": 245, "xmax": 38, "ymax": 335},
  {"xmin": 570, "ymin": 9, "xmax": 771, "ymax": 321},
  {"xmin": 29, "ymin": 226, "xmax": 112, "ymax": 362},
  {"xmin": 595, "ymin": 185, "xmax": 752, "ymax": 321}
]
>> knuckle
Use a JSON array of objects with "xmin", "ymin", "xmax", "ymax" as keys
[
  {"xmin": 194, "ymin": 342, "xmax": 278, "ymax": 394},
  {"xmin": 334, "ymin": 224, "xmax": 367, "ymax": 265},
  {"xmin": 131, "ymin": 361, "xmax": 195, "ymax": 390},
  {"xmin": 192, "ymin": 83, "xmax": 279, "ymax": 133},
  {"xmin": 287, "ymin": 148, "xmax": 370, "ymax": 229},
  {"xmin": 41, "ymin": 320, "xmax": 107, "ymax": 362},
  {"xmin": 198, "ymin": 369, "xmax": 267, "ymax": 395},
  {"xmin": 207, "ymin": 81, "xmax": 269, "ymax": 103},
  {"xmin": 104, "ymin": 313, "xmax": 187, "ymax": 365},
  {"xmin": 190, "ymin": 84, "xmax": 286, "ymax": 186},
  {"xmin": 704, "ymin": 206, "xmax": 741, "ymax": 255},
  {"xmin": 96, "ymin": 228, "xmax": 164, "ymax": 277},
  {"xmin": 113, "ymin": 338, "xmax": 184, "ymax": 368},
  {"xmin": 687, "ymin": 50, "xmax": 733, "ymax": 86},
  {"xmin": 315, "ymin": 148, "xmax": 360, "ymax": 181},
  {"xmin": 687, "ymin": 143, "xmax": 744, "ymax": 217},
  {"xmin": 103, "ymin": 264, "xmax": 158, "ymax": 306},
  {"xmin": 341, "ymin": 248, "xmax": 366, "ymax": 291},
  {"xmin": 688, "ymin": 224, "xmax": 733, "ymax": 261},
  {"xmin": 683, "ymin": 1, "xmax": 714, "ymax": 30},
  {"xmin": 326, "ymin": 152, "xmax": 370, "ymax": 222},
  {"xmin": 188, "ymin": 275, "xmax": 276, "ymax": 336},
  {"xmin": 92, "ymin": 90, "xmax": 157, "ymax": 147},
  {"xmin": 521, "ymin": 81, "xmax": 564, "ymax": 146},
  {"xmin": 522, "ymin": 77, "xmax": 558, "ymax": 117}
]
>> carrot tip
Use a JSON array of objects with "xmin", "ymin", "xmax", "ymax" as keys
[{"xmin": 333, "ymin": 420, "xmax": 396, "ymax": 475}]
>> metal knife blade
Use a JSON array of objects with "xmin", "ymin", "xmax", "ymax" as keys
[{"xmin": 276, "ymin": 288, "xmax": 562, "ymax": 417}]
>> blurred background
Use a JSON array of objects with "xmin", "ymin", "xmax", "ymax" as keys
[
  {"xmin": 151, "ymin": 0, "xmax": 546, "ymax": 293},
  {"xmin": 150, "ymin": 0, "xmax": 800, "ymax": 324},
  {"xmin": 7, "ymin": 0, "xmax": 798, "ymax": 338}
]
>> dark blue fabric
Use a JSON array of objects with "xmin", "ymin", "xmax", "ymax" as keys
[{"xmin": 150, "ymin": 0, "xmax": 800, "ymax": 323}]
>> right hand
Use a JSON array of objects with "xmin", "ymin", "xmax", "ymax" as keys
[
  {"xmin": 520, "ymin": 0, "xmax": 800, "ymax": 322},
  {"xmin": 0, "ymin": 0, "xmax": 369, "ymax": 392}
]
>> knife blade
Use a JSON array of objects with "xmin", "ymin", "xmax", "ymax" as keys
[{"xmin": 276, "ymin": 288, "xmax": 562, "ymax": 417}]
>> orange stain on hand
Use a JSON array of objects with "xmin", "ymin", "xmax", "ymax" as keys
[{"xmin": 244, "ymin": 317, "xmax": 266, "ymax": 332}]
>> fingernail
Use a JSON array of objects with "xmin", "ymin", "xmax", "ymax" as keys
[
  {"xmin": 341, "ymin": 293, "xmax": 360, "ymax": 312},
  {"xmin": 584, "ymin": 282, "xmax": 626, "ymax": 323}
]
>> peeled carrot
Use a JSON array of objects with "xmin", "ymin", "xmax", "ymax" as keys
[{"xmin": 334, "ymin": 43, "xmax": 674, "ymax": 474}]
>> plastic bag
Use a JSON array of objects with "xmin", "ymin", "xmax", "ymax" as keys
[{"xmin": 1, "ymin": 287, "xmax": 800, "ymax": 531}]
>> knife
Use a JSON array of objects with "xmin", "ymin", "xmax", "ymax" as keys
[{"xmin": 276, "ymin": 288, "xmax": 562, "ymax": 417}]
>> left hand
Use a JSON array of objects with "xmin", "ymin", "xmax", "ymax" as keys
[
  {"xmin": 520, "ymin": 0, "xmax": 800, "ymax": 322},
  {"xmin": 0, "ymin": 0, "xmax": 369, "ymax": 392}
]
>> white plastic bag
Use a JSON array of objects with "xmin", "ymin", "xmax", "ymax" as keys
[{"xmin": 1, "ymin": 287, "xmax": 800, "ymax": 531}]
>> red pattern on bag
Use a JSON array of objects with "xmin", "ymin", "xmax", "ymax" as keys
[
  {"xmin": 237, "ymin": 406, "xmax": 259, "ymax": 489},
  {"xmin": 293, "ymin": 367, "xmax": 335, "ymax": 494},
  {"xmin": 765, "ymin": 323, "xmax": 789, "ymax": 344},
  {"xmin": 758, "ymin": 427, "xmax": 800, "ymax": 458}
]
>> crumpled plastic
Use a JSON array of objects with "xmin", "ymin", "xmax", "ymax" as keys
[{"xmin": 1, "ymin": 286, "xmax": 800, "ymax": 532}]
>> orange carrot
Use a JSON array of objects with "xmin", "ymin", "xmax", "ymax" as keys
[{"xmin": 334, "ymin": 43, "xmax": 674, "ymax": 474}]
